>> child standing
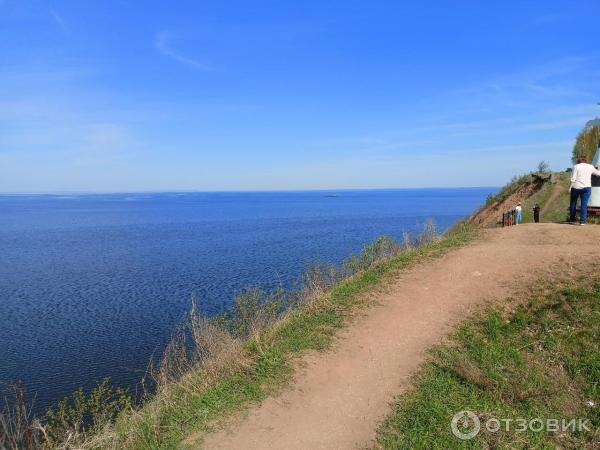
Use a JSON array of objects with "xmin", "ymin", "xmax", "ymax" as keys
[{"xmin": 515, "ymin": 203, "xmax": 522, "ymax": 224}]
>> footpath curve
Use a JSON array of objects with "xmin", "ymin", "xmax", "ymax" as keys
[{"xmin": 196, "ymin": 224, "xmax": 600, "ymax": 450}]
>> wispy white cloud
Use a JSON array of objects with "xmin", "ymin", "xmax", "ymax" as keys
[
  {"xmin": 419, "ymin": 113, "xmax": 593, "ymax": 137},
  {"xmin": 285, "ymin": 54, "xmax": 596, "ymax": 180},
  {"xmin": 303, "ymin": 110, "xmax": 588, "ymax": 158},
  {"xmin": 155, "ymin": 31, "xmax": 213, "ymax": 71},
  {"xmin": 448, "ymin": 56, "xmax": 592, "ymax": 111},
  {"xmin": 49, "ymin": 8, "xmax": 69, "ymax": 36},
  {"xmin": 444, "ymin": 140, "xmax": 571, "ymax": 156}
]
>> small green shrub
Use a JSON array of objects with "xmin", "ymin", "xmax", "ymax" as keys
[
  {"xmin": 357, "ymin": 236, "xmax": 402, "ymax": 270},
  {"xmin": 43, "ymin": 378, "xmax": 131, "ymax": 446}
]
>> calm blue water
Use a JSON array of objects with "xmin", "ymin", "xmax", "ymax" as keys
[{"xmin": 0, "ymin": 188, "xmax": 493, "ymax": 413}]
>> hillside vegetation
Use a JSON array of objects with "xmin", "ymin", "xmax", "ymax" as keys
[
  {"xmin": 469, "ymin": 171, "xmax": 573, "ymax": 227},
  {"xmin": 573, "ymin": 121, "xmax": 600, "ymax": 164},
  {"xmin": 471, "ymin": 118, "xmax": 600, "ymax": 228}
]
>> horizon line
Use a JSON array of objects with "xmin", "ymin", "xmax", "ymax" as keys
[{"xmin": 0, "ymin": 185, "xmax": 500, "ymax": 196}]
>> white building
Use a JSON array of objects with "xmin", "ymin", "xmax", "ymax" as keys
[{"xmin": 591, "ymin": 147, "xmax": 600, "ymax": 208}]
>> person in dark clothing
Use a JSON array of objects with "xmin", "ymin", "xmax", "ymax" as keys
[{"xmin": 533, "ymin": 204, "xmax": 541, "ymax": 223}]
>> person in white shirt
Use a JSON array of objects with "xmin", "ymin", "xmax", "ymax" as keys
[
  {"xmin": 569, "ymin": 156, "xmax": 600, "ymax": 225},
  {"xmin": 515, "ymin": 203, "xmax": 522, "ymax": 224}
]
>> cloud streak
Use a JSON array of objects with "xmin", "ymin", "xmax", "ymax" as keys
[
  {"xmin": 155, "ymin": 31, "xmax": 212, "ymax": 71},
  {"xmin": 49, "ymin": 8, "xmax": 69, "ymax": 36}
]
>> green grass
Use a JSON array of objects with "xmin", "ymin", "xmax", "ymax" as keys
[
  {"xmin": 520, "ymin": 172, "xmax": 571, "ymax": 224},
  {"xmin": 478, "ymin": 170, "xmax": 600, "ymax": 226},
  {"xmin": 517, "ymin": 172, "xmax": 600, "ymax": 225},
  {"xmin": 484, "ymin": 173, "xmax": 532, "ymax": 207},
  {"xmin": 106, "ymin": 223, "xmax": 480, "ymax": 449},
  {"xmin": 376, "ymin": 273, "xmax": 600, "ymax": 449}
]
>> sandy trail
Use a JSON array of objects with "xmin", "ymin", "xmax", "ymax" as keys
[
  {"xmin": 197, "ymin": 224, "xmax": 600, "ymax": 450},
  {"xmin": 541, "ymin": 183, "xmax": 566, "ymax": 215}
]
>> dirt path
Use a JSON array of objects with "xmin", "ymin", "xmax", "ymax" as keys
[
  {"xmin": 197, "ymin": 224, "xmax": 600, "ymax": 450},
  {"xmin": 542, "ymin": 183, "xmax": 565, "ymax": 214}
]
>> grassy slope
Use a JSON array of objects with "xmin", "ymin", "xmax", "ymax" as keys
[
  {"xmin": 107, "ymin": 224, "xmax": 479, "ymax": 450},
  {"xmin": 520, "ymin": 172, "xmax": 571, "ymax": 224},
  {"xmin": 375, "ymin": 269, "xmax": 600, "ymax": 449},
  {"xmin": 518, "ymin": 172, "xmax": 599, "ymax": 225},
  {"xmin": 480, "ymin": 171, "xmax": 598, "ymax": 226}
]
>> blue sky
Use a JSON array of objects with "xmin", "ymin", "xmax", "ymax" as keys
[{"xmin": 1, "ymin": 0, "xmax": 599, "ymax": 192}]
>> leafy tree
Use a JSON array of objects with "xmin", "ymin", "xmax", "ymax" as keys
[
  {"xmin": 537, "ymin": 160, "xmax": 550, "ymax": 173},
  {"xmin": 572, "ymin": 122, "xmax": 600, "ymax": 164}
]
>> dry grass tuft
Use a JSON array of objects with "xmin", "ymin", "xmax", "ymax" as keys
[
  {"xmin": 152, "ymin": 298, "xmax": 246, "ymax": 390},
  {"xmin": 0, "ymin": 383, "xmax": 41, "ymax": 450}
]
